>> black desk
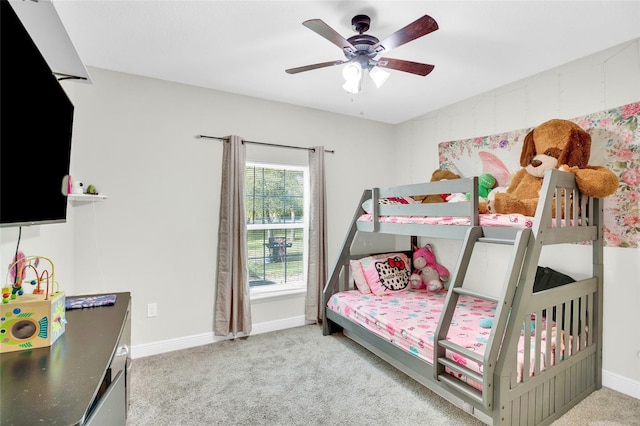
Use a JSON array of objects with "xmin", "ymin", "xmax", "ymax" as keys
[{"xmin": 0, "ymin": 292, "xmax": 131, "ymax": 425}]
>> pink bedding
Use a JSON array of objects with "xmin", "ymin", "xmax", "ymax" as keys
[
  {"xmin": 327, "ymin": 289, "xmax": 564, "ymax": 391},
  {"xmin": 358, "ymin": 213, "xmax": 535, "ymax": 228}
]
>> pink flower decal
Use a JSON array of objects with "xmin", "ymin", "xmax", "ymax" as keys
[
  {"xmin": 621, "ymin": 102, "xmax": 640, "ymax": 118},
  {"xmin": 617, "ymin": 149, "xmax": 634, "ymax": 161},
  {"xmin": 623, "ymin": 214, "xmax": 640, "ymax": 228},
  {"xmin": 621, "ymin": 168, "xmax": 640, "ymax": 187}
]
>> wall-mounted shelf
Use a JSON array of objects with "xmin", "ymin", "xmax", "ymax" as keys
[{"xmin": 68, "ymin": 194, "xmax": 108, "ymax": 206}]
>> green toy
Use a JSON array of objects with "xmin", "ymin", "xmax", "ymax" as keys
[
  {"xmin": 478, "ymin": 173, "xmax": 497, "ymax": 199},
  {"xmin": 462, "ymin": 173, "xmax": 497, "ymax": 201}
]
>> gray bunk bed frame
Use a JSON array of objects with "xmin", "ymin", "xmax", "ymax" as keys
[{"xmin": 322, "ymin": 169, "xmax": 604, "ymax": 425}]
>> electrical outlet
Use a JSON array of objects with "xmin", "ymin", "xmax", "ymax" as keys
[{"xmin": 147, "ymin": 303, "xmax": 158, "ymax": 317}]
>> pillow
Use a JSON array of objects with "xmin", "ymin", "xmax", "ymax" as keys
[
  {"xmin": 350, "ymin": 252, "xmax": 401, "ymax": 293},
  {"xmin": 351, "ymin": 253, "xmax": 412, "ymax": 295},
  {"xmin": 350, "ymin": 258, "xmax": 372, "ymax": 293},
  {"xmin": 534, "ymin": 266, "xmax": 579, "ymax": 330},
  {"xmin": 361, "ymin": 196, "xmax": 414, "ymax": 214}
]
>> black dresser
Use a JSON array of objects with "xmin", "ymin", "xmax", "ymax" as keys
[{"xmin": 1, "ymin": 292, "xmax": 131, "ymax": 425}]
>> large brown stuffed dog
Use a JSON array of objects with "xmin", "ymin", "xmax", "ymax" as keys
[{"xmin": 489, "ymin": 119, "xmax": 618, "ymax": 216}]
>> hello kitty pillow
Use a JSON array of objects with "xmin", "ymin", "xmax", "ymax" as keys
[{"xmin": 350, "ymin": 253, "xmax": 412, "ymax": 296}]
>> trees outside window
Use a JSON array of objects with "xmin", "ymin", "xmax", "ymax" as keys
[{"xmin": 245, "ymin": 163, "xmax": 308, "ymax": 292}]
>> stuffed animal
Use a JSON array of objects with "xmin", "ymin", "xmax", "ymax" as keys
[
  {"xmin": 450, "ymin": 172, "xmax": 497, "ymax": 204},
  {"xmin": 409, "ymin": 244, "xmax": 449, "ymax": 292},
  {"xmin": 445, "ymin": 192, "xmax": 468, "ymax": 203},
  {"xmin": 409, "ymin": 265, "xmax": 441, "ymax": 292},
  {"xmin": 415, "ymin": 169, "xmax": 461, "ymax": 203},
  {"xmin": 478, "ymin": 173, "xmax": 497, "ymax": 199},
  {"xmin": 489, "ymin": 118, "xmax": 618, "ymax": 216}
]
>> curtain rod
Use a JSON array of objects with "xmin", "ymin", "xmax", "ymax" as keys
[{"xmin": 195, "ymin": 134, "xmax": 335, "ymax": 154}]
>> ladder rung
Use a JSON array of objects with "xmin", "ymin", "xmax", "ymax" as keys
[
  {"xmin": 477, "ymin": 237, "xmax": 516, "ymax": 245},
  {"xmin": 438, "ymin": 357, "xmax": 484, "ymax": 384},
  {"xmin": 453, "ymin": 287, "xmax": 499, "ymax": 304},
  {"xmin": 438, "ymin": 339, "xmax": 484, "ymax": 365},
  {"xmin": 438, "ymin": 373, "xmax": 483, "ymax": 404},
  {"xmin": 477, "ymin": 237, "xmax": 515, "ymax": 245}
]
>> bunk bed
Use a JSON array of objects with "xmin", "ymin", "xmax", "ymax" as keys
[{"xmin": 322, "ymin": 169, "xmax": 604, "ymax": 425}]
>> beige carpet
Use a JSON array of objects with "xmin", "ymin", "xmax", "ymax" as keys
[
  {"xmin": 551, "ymin": 387, "xmax": 640, "ymax": 425},
  {"xmin": 127, "ymin": 325, "xmax": 640, "ymax": 425}
]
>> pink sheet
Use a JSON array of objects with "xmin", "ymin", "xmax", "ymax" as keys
[
  {"xmin": 358, "ymin": 213, "xmax": 535, "ymax": 228},
  {"xmin": 327, "ymin": 289, "xmax": 565, "ymax": 391}
]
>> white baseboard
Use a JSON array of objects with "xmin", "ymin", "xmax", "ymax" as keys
[
  {"xmin": 132, "ymin": 322, "xmax": 640, "ymax": 401},
  {"xmin": 131, "ymin": 315, "xmax": 307, "ymax": 359},
  {"xmin": 602, "ymin": 369, "xmax": 640, "ymax": 399}
]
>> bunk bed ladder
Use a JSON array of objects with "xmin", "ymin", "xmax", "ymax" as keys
[{"xmin": 434, "ymin": 226, "xmax": 532, "ymax": 410}]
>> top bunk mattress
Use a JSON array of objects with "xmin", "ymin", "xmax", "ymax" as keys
[
  {"xmin": 357, "ymin": 212, "xmax": 534, "ymax": 229},
  {"xmin": 355, "ymin": 169, "xmax": 596, "ymax": 241}
]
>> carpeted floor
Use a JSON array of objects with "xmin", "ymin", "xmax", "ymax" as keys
[{"xmin": 127, "ymin": 325, "xmax": 640, "ymax": 425}]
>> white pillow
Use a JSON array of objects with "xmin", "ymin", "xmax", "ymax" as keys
[{"xmin": 361, "ymin": 196, "xmax": 415, "ymax": 214}]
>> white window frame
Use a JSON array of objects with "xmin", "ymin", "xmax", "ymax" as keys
[{"xmin": 247, "ymin": 161, "xmax": 309, "ymax": 300}]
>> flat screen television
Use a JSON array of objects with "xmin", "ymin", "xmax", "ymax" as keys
[{"xmin": 1, "ymin": 1, "xmax": 74, "ymax": 228}]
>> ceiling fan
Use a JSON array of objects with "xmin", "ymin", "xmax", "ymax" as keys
[{"xmin": 285, "ymin": 14, "xmax": 438, "ymax": 92}]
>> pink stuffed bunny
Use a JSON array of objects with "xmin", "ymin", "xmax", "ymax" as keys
[{"xmin": 409, "ymin": 244, "xmax": 449, "ymax": 292}]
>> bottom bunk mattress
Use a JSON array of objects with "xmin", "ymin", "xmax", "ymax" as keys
[{"xmin": 327, "ymin": 289, "xmax": 565, "ymax": 390}]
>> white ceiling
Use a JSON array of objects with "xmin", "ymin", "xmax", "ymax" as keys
[{"xmin": 48, "ymin": 1, "xmax": 640, "ymax": 124}]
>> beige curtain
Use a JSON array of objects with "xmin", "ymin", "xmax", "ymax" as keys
[
  {"xmin": 214, "ymin": 135, "xmax": 252, "ymax": 337},
  {"xmin": 305, "ymin": 146, "xmax": 328, "ymax": 323}
]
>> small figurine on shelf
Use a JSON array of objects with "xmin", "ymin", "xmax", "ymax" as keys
[
  {"xmin": 71, "ymin": 180, "xmax": 85, "ymax": 194},
  {"xmin": 86, "ymin": 184, "xmax": 99, "ymax": 195}
]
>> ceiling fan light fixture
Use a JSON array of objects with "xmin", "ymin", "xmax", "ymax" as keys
[
  {"xmin": 342, "ymin": 62, "xmax": 362, "ymax": 81},
  {"xmin": 342, "ymin": 77, "xmax": 361, "ymax": 94},
  {"xmin": 369, "ymin": 66, "xmax": 390, "ymax": 88}
]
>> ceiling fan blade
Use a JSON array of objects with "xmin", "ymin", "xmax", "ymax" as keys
[
  {"xmin": 377, "ymin": 58, "xmax": 435, "ymax": 76},
  {"xmin": 285, "ymin": 60, "xmax": 346, "ymax": 74},
  {"xmin": 303, "ymin": 19, "xmax": 356, "ymax": 54},
  {"xmin": 372, "ymin": 15, "xmax": 438, "ymax": 53}
]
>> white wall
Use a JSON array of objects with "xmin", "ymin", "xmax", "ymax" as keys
[
  {"xmin": 0, "ymin": 223, "xmax": 75, "ymax": 295},
  {"xmin": 52, "ymin": 67, "xmax": 395, "ymax": 349},
  {"xmin": 395, "ymin": 38, "xmax": 640, "ymax": 395}
]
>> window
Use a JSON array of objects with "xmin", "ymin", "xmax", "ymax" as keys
[{"xmin": 245, "ymin": 162, "xmax": 308, "ymax": 297}]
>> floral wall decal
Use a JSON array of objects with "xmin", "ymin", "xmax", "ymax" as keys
[{"xmin": 439, "ymin": 101, "xmax": 640, "ymax": 248}]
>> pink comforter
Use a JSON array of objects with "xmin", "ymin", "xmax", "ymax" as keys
[{"xmin": 327, "ymin": 289, "xmax": 563, "ymax": 391}]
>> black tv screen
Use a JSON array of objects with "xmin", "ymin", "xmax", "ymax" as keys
[{"xmin": 1, "ymin": 1, "xmax": 74, "ymax": 227}]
